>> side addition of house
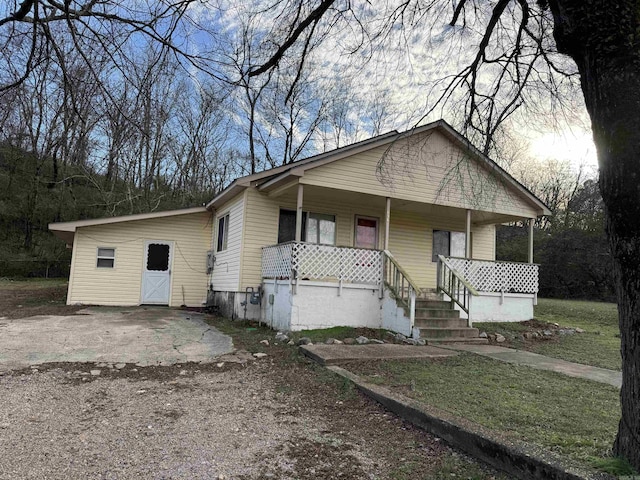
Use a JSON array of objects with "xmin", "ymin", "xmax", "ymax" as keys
[{"xmin": 50, "ymin": 120, "xmax": 550, "ymax": 341}]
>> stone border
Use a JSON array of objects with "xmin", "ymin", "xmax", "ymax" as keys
[{"xmin": 327, "ymin": 366, "xmax": 611, "ymax": 480}]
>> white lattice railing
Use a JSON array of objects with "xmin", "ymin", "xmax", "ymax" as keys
[
  {"xmin": 262, "ymin": 242, "xmax": 383, "ymax": 284},
  {"xmin": 262, "ymin": 243, "xmax": 294, "ymax": 279},
  {"xmin": 443, "ymin": 256, "xmax": 539, "ymax": 294}
]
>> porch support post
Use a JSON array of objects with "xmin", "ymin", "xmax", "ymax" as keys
[
  {"xmin": 465, "ymin": 209, "xmax": 472, "ymax": 258},
  {"xmin": 384, "ymin": 197, "xmax": 391, "ymax": 250},
  {"xmin": 528, "ymin": 218, "xmax": 534, "ymax": 264},
  {"xmin": 295, "ymin": 184, "xmax": 304, "ymax": 242}
]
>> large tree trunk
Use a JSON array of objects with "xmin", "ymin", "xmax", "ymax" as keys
[{"xmin": 548, "ymin": 0, "xmax": 640, "ymax": 469}]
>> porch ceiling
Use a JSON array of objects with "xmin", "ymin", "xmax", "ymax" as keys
[{"xmin": 266, "ymin": 183, "xmax": 530, "ymax": 226}]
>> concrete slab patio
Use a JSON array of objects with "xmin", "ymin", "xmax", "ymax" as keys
[
  {"xmin": 439, "ymin": 343, "xmax": 622, "ymax": 388},
  {"xmin": 0, "ymin": 307, "xmax": 233, "ymax": 371},
  {"xmin": 300, "ymin": 343, "xmax": 458, "ymax": 365}
]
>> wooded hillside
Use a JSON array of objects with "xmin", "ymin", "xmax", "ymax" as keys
[{"xmin": 0, "ymin": 144, "xmax": 211, "ymax": 278}]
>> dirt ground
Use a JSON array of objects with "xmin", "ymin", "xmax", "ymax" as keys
[{"xmin": 0, "ymin": 281, "xmax": 505, "ymax": 479}]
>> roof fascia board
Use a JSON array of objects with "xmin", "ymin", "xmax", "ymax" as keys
[
  {"xmin": 48, "ymin": 206, "xmax": 208, "ymax": 233},
  {"xmin": 205, "ymin": 182, "xmax": 249, "ymax": 210},
  {"xmin": 257, "ymin": 171, "xmax": 303, "ymax": 193}
]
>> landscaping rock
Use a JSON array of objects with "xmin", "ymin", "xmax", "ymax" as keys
[
  {"xmin": 559, "ymin": 329, "xmax": 576, "ymax": 336},
  {"xmin": 394, "ymin": 333, "xmax": 407, "ymax": 342},
  {"xmin": 287, "ymin": 340, "xmax": 295, "ymax": 345},
  {"xmin": 488, "ymin": 334, "xmax": 496, "ymax": 342},
  {"xmin": 343, "ymin": 338, "xmax": 355, "ymax": 345},
  {"xmin": 260, "ymin": 339, "xmax": 270, "ymax": 346},
  {"xmin": 253, "ymin": 352, "xmax": 268, "ymax": 359},
  {"xmin": 369, "ymin": 339, "xmax": 385, "ymax": 344},
  {"xmin": 551, "ymin": 322, "xmax": 560, "ymax": 327},
  {"xmin": 479, "ymin": 332, "xmax": 488, "ymax": 339},
  {"xmin": 333, "ymin": 339, "xmax": 343, "ymax": 344},
  {"xmin": 543, "ymin": 330, "xmax": 553, "ymax": 337},
  {"xmin": 275, "ymin": 332, "xmax": 289, "ymax": 342},
  {"xmin": 297, "ymin": 337, "xmax": 312, "ymax": 346},
  {"xmin": 324, "ymin": 338, "xmax": 337, "ymax": 345},
  {"xmin": 523, "ymin": 332, "xmax": 533, "ymax": 340},
  {"xmin": 403, "ymin": 338, "xmax": 418, "ymax": 345},
  {"xmin": 90, "ymin": 370, "xmax": 101, "ymax": 376},
  {"xmin": 416, "ymin": 338, "xmax": 427, "ymax": 346},
  {"xmin": 355, "ymin": 336, "xmax": 369, "ymax": 345},
  {"xmin": 575, "ymin": 328, "xmax": 585, "ymax": 334},
  {"xmin": 495, "ymin": 334, "xmax": 506, "ymax": 343}
]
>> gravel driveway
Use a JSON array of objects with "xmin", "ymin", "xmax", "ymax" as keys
[{"xmin": 0, "ymin": 357, "xmax": 500, "ymax": 480}]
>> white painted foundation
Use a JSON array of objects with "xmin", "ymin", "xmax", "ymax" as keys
[
  {"xmin": 261, "ymin": 279, "xmax": 413, "ymax": 335},
  {"xmin": 468, "ymin": 292, "xmax": 535, "ymax": 324},
  {"xmin": 381, "ymin": 289, "xmax": 413, "ymax": 337}
]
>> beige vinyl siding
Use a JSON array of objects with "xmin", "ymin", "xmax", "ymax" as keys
[
  {"xmin": 240, "ymin": 188, "xmax": 385, "ymax": 289},
  {"xmin": 210, "ymin": 193, "xmax": 245, "ymax": 291},
  {"xmin": 471, "ymin": 224, "xmax": 496, "ymax": 260},
  {"xmin": 300, "ymin": 130, "xmax": 539, "ymax": 218},
  {"xmin": 68, "ymin": 211, "xmax": 211, "ymax": 307},
  {"xmin": 241, "ymin": 188, "xmax": 280, "ymax": 290},
  {"xmin": 240, "ymin": 188, "xmax": 497, "ymax": 290}
]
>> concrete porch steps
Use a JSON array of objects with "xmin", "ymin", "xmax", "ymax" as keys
[{"xmin": 413, "ymin": 292, "xmax": 488, "ymax": 345}]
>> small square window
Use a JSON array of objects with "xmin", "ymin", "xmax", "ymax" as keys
[
  {"xmin": 217, "ymin": 214, "xmax": 229, "ymax": 252},
  {"xmin": 97, "ymin": 247, "xmax": 115, "ymax": 268}
]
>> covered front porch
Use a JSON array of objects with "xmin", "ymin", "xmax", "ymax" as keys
[{"xmin": 257, "ymin": 181, "xmax": 540, "ymax": 336}]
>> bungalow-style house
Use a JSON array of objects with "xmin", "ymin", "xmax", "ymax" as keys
[{"xmin": 50, "ymin": 120, "xmax": 550, "ymax": 342}]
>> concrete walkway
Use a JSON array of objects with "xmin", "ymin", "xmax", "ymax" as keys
[
  {"xmin": 439, "ymin": 343, "xmax": 622, "ymax": 388},
  {"xmin": 300, "ymin": 344, "xmax": 458, "ymax": 365}
]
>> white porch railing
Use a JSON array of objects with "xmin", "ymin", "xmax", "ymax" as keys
[
  {"xmin": 262, "ymin": 242, "xmax": 383, "ymax": 284},
  {"xmin": 442, "ymin": 256, "xmax": 539, "ymax": 294},
  {"xmin": 437, "ymin": 255, "xmax": 539, "ymax": 315},
  {"xmin": 383, "ymin": 250, "xmax": 418, "ymax": 328}
]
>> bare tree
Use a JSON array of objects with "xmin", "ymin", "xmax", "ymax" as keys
[{"xmin": 246, "ymin": 0, "xmax": 640, "ymax": 467}]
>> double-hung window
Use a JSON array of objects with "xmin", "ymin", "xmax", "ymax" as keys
[
  {"xmin": 217, "ymin": 214, "xmax": 229, "ymax": 252},
  {"xmin": 277, "ymin": 209, "xmax": 336, "ymax": 245},
  {"xmin": 96, "ymin": 247, "xmax": 115, "ymax": 268},
  {"xmin": 432, "ymin": 230, "xmax": 467, "ymax": 262}
]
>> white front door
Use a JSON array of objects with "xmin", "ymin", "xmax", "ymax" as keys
[{"xmin": 141, "ymin": 241, "xmax": 173, "ymax": 305}]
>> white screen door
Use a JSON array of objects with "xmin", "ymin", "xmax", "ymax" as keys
[{"xmin": 141, "ymin": 241, "xmax": 172, "ymax": 304}]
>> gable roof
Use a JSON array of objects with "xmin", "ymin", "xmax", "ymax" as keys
[
  {"xmin": 206, "ymin": 120, "xmax": 551, "ymax": 216},
  {"xmin": 49, "ymin": 206, "xmax": 208, "ymax": 244}
]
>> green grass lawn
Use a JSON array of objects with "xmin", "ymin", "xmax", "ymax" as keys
[
  {"xmin": 474, "ymin": 298, "xmax": 621, "ymax": 370},
  {"xmin": 350, "ymin": 353, "xmax": 628, "ymax": 474},
  {"xmin": 0, "ymin": 278, "xmax": 69, "ymax": 289}
]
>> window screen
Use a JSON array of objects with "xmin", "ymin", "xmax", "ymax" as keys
[{"xmin": 146, "ymin": 243, "xmax": 170, "ymax": 271}]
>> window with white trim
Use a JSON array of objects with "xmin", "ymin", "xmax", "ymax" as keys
[
  {"xmin": 306, "ymin": 212, "xmax": 336, "ymax": 245},
  {"xmin": 216, "ymin": 214, "xmax": 229, "ymax": 252},
  {"xmin": 277, "ymin": 209, "xmax": 336, "ymax": 245},
  {"xmin": 432, "ymin": 230, "xmax": 467, "ymax": 262},
  {"xmin": 96, "ymin": 247, "xmax": 115, "ymax": 268}
]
